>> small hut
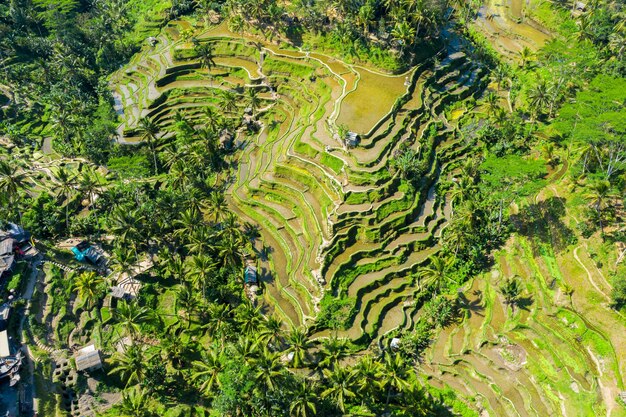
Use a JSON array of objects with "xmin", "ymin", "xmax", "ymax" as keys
[
  {"xmin": 344, "ymin": 131, "xmax": 360, "ymax": 148},
  {"xmin": 244, "ymin": 265, "xmax": 258, "ymax": 285},
  {"xmin": 74, "ymin": 345, "xmax": 102, "ymax": 372},
  {"xmin": 219, "ymin": 129, "xmax": 234, "ymax": 150}
]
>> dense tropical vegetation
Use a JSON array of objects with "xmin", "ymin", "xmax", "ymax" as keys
[{"xmin": 0, "ymin": 0, "xmax": 624, "ymax": 416}]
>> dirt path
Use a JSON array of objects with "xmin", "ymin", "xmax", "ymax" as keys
[{"xmin": 573, "ymin": 245, "xmax": 611, "ymax": 301}]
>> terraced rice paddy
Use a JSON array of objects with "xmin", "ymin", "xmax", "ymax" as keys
[
  {"xmin": 111, "ymin": 20, "xmax": 488, "ymax": 332},
  {"xmin": 109, "ymin": 20, "xmax": 625, "ymax": 416},
  {"xmin": 474, "ymin": 0, "xmax": 552, "ymax": 58}
]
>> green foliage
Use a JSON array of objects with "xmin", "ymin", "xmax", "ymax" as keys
[
  {"xmin": 480, "ymin": 154, "xmax": 547, "ymax": 199},
  {"xmin": 108, "ymin": 155, "xmax": 152, "ymax": 178},
  {"xmin": 611, "ymin": 266, "xmax": 626, "ymax": 311},
  {"xmin": 317, "ymin": 295, "xmax": 356, "ymax": 330},
  {"xmin": 320, "ymin": 153, "xmax": 344, "ymax": 174}
]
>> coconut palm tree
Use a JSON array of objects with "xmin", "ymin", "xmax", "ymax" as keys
[
  {"xmin": 418, "ymin": 255, "xmax": 454, "ymax": 294},
  {"xmin": 321, "ymin": 365, "xmax": 356, "ymax": 413},
  {"xmin": 391, "ymin": 20, "xmax": 415, "ymax": 56},
  {"xmin": 235, "ymin": 302, "xmax": 262, "ymax": 336},
  {"xmin": 499, "ymin": 275, "xmax": 523, "ymax": 312},
  {"xmin": 118, "ymin": 386, "xmax": 151, "ymax": 417},
  {"xmin": 203, "ymin": 192, "xmax": 230, "ymax": 224},
  {"xmin": 485, "ymin": 91, "xmax": 499, "ymax": 116},
  {"xmin": 186, "ymin": 254, "xmax": 217, "ymax": 300},
  {"xmin": 52, "ymin": 166, "xmax": 77, "ymax": 230},
  {"xmin": 74, "ymin": 271, "xmax": 104, "ymax": 309},
  {"xmin": 220, "ymin": 90, "xmax": 238, "ymax": 115},
  {"xmin": 110, "ymin": 244, "xmax": 138, "ymax": 279},
  {"xmin": 229, "ymin": 14, "xmax": 247, "ymax": 42},
  {"xmin": 217, "ymin": 232, "xmax": 244, "ymax": 269},
  {"xmin": 286, "ymin": 327, "xmax": 313, "ymax": 368},
  {"xmin": 317, "ymin": 335, "xmax": 350, "ymax": 370},
  {"xmin": 0, "ymin": 159, "xmax": 31, "ymax": 219},
  {"xmin": 246, "ymin": 88, "xmax": 261, "ymax": 115},
  {"xmin": 233, "ymin": 336, "xmax": 259, "ymax": 364},
  {"xmin": 290, "ymin": 380, "xmax": 317, "ymax": 417},
  {"xmin": 175, "ymin": 283, "xmax": 201, "ymax": 328},
  {"xmin": 173, "ymin": 208, "xmax": 202, "ymax": 241},
  {"xmin": 252, "ymin": 347, "xmax": 284, "ymax": 391},
  {"xmin": 259, "ymin": 315, "xmax": 284, "ymax": 348},
  {"xmin": 191, "ymin": 348, "xmax": 223, "ymax": 396},
  {"xmin": 379, "ymin": 352, "xmax": 411, "ymax": 406},
  {"xmin": 584, "ymin": 179, "xmax": 615, "ymax": 235},
  {"xmin": 109, "ymin": 344, "xmax": 146, "ymax": 387},
  {"xmin": 203, "ymin": 302, "xmax": 233, "ymax": 346},
  {"xmin": 527, "ymin": 79, "xmax": 550, "ymax": 120},
  {"xmin": 137, "ymin": 117, "xmax": 161, "ymax": 174},
  {"xmin": 114, "ymin": 301, "xmax": 150, "ymax": 343},
  {"xmin": 518, "ymin": 46, "xmax": 534, "ymax": 68},
  {"xmin": 353, "ymin": 354, "xmax": 383, "ymax": 404},
  {"xmin": 194, "ymin": 41, "xmax": 217, "ymax": 81}
]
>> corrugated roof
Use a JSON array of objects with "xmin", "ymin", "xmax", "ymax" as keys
[
  {"xmin": 75, "ymin": 346, "xmax": 102, "ymax": 371},
  {"xmin": 0, "ymin": 330, "xmax": 10, "ymax": 357},
  {"xmin": 0, "ymin": 238, "xmax": 13, "ymax": 256}
]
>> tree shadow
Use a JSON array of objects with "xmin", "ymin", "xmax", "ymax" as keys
[
  {"xmin": 456, "ymin": 291, "xmax": 485, "ymax": 318},
  {"xmin": 255, "ymin": 244, "xmax": 273, "ymax": 262},
  {"xmin": 510, "ymin": 196, "xmax": 576, "ymax": 254},
  {"xmin": 258, "ymin": 266, "xmax": 274, "ymax": 286},
  {"xmin": 515, "ymin": 295, "xmax": 534, "ymax": 311}
]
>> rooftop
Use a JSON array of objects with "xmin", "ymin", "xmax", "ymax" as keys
[{"xmin": 75, "ymin": 345, "xmax": 102, "ymax": 371}]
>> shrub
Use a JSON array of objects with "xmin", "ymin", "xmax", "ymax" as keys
[{"xmin": 317, "ymin": 295, "xmax": 356, "ymax": 330}]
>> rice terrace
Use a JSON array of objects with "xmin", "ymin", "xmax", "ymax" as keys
[{"xmin": 0, "ymin": 1, "xmax": 625, "ymax": 416}]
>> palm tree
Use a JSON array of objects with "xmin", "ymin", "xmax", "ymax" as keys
[
  {"xmin": 114, "ymin": 301, "xmax": 150, "ymax": 343},
  {"xmin": 290, "ymin": 380, "xmax": 317, "ymax": 417},
  {"xmin": 0, "ymin": 159, "xmax": 31, "ymax": 219},
  {"xmin": 321, "ymin": 365, "xmax": 356, "ymax": 413},
  {"xmin": 185, "ymin": 225, "xmax": 214, "ymax": 255},
  {"xmin": 252, "ymin": 347, "xmax": 284, "ymax": 391},
  {"xmin": 229, "ymin": 14, "xmax": 246, "ymax": 42},
  {"xmin": 78, "ymin": 166, "xmax": 104, "ymax": 208},
  {"xmin": 391, "ymin": 20, "xmax": 415, "ymax": 56},
  {"xmin": 235, "ymin": 302, "xmax": 262, "ymax": 336},
  {"xmin": 499, "ymin": 275, "xmax": 523, "ymax": 312},
  {"xmin": 220, "ymin": 90, "xmax": 238, "ymax": 114},
  {"xmin": 379, "ymin": 352, "xmax": 411, "ymax": 406},
  {"xmin": 52, "ymin": 166, "xmax": 76, "ymax": 230},
  {"xmin": 137, "ymin": 117, "xmax": 161, "ymax": 174},
  {"xmin": 191, "ymin": 348, "xmax": 223, "ymax": 396},
  {"xmin": 118, "ymin": 386, "xmax": 151, "ymax": 417},
  {"xmin": 217, "ymin": 233, "xmax": 243, "ymax": 269},
  {"xmin": 527, "ymin": 79, "xmax": 550, "ymax": 120},
  {"xmin": 518, "ymin": 46, "xmax": 534, "ymax": 68},
  {"xmin": 175, "ymin": 284, "xmax": 201, "ymax": 328},
  {"xmin": 233, "ymin": 336, "xmax": 259, "ymax": 364},
  {"xmin": 317, "ymin": 335, "xmax": 350, "ymax": 370},
  {"xmin": 203, "ymin": 192, "xmax": 230, "ymax": 224},
  {"xmin": 194, "ymin": 42, "xmax": 216, "ymax": 86},
  {"xmin": 259, "ymin": 315, "xmax": 284, "ymax": 348},
  {"xmin": 484, "ymin": 91, "xmax": 499, "ymax": 116},
  {"xmin": 584, "ymin": 179, "xmax": 615, "ymax": 235},
  {"xmin": 186, "ymin": 254, "xmax": 216, "ymax": 300},
  {"xmin": 173, "ymin": 208, "xmax": 202, "ymax": 241},
  {"xmin": 418, "ymin": 255, "xmax": 453, "ymax": 294},
  {"xmin": 203, "ymin": 302, "xmax": 233, "ymax": 346},
  {"xmin": 286, "ymin": 327, "xmax": 313, "ymax": 368},
  {"xmin": 74, "ymin": 271, "xmax": 104, "ymax": 309},
  {"xmin": 246, "ymin": 88, "xmax": 261, "ymax": 115},
  {"xmin": 353, "ymin": 354, "xmax": 383, "ymax": 404},
  {"xmin": 110, "ymin": 245, "xmax": 138, "ymax": 279},
  {"xmin": 109, "ymin": 344, "xmax": 146, "ymax": 387}
]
